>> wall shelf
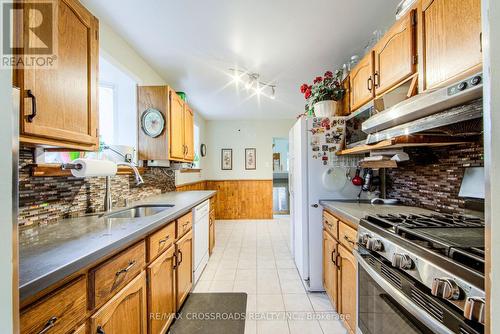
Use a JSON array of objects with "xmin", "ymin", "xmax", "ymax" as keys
[
  {"xmin": 359, "ymin": 160, "xmax": 398, "ymax": 169},
  {"xmin": 336, "ymin": 135, "xmax": 473, "ymax": 156},
  {"xmin": 30, "ymin": 164, "xmax": 146, "ymax": 177}
]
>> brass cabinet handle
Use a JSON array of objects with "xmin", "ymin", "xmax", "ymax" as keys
[
  {"xmin": 344, "ymin": 235, "xmax": 356, "ymax": 245},
  {"xmin": 173, "ymin": 253, "xmax": 178, "ymax": 269},
  {"xmin": 178, "ymin": 250, "xmax": 183, "ymax": 264},
  {"xmin": 374, "ymin": 72, "xmax": 380, "ymax": 87},
  {"xmin": 331, "ymin": 250, "xmax": 337, "ymax": 265},
  {"xmin": 26, "ymin": 89, "xmax": 37, "ymax": 122},
  {"xmin": 115, "ymin": 260, "xmax": 136, "ymax": 276},
  {"xmin": 38, "ymin": 316, "xmax": 57, "ymax": 334},
  {"xmin": 96, "ymin": 325, "xmax": 105, "ymax": 334},
  {"xmin": 159, "ymin": 235, "xmax": 170, "ymax": 245},
  {"xmin": 367, "ymin": 77, "xmax": 373, "ymax": 92}
]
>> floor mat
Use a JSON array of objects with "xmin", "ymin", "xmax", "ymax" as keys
[{"xmin": 168, "ymin": 293, "xmax": 247, "ymax": 334}]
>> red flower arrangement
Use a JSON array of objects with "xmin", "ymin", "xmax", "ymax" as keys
[{"xmin": 299, "ymin": 70, "xmax": 345, "ymax": 113}]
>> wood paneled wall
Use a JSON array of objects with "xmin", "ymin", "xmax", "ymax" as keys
[
  {"xmin": 176, "ymin": 179, "xmax": 273, "ymax": 219},
  {"xmin": 206, "ymin": 180, "xmax": 273, "ymax": 220},
  {"xmin": 175, "ymin": 180, "xmax": 208, "ymax": 192}
]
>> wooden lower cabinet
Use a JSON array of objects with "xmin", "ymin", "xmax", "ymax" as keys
[
  {"xmin": 338, "ymin": 244, "xmax": 357, "ymax": 334},
  {"xmin": 90, "ymin": 272, "xmax": 147, "ymax": 334},
  {"xmin": 147, "ymin": 246, "xmax": 176, "ymax": 334},
  {"xmin": 175, "ymin": 229, "xmax": 193, "ymax": 310},
  {"xmin": 20, "ymin": 277, "xmax": 87, "ymax": 334},
  {"xmin": 72, "ymin": 323, "xmax": 86, "ymax": 334},
  {"xmin": 322, "ymin": 210, "xmax": 358, "ymax": 334},
  {"xmin": 322, "ymin": 230, "xmax": 338, "ymax": 310}
]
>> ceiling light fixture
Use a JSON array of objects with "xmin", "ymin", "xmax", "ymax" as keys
[{"xmin": 229, "ymin": 68, "xmax": 276, "ymax": 99}]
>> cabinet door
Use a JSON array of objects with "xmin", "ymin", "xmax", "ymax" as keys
[
  {"xmin": 147, "ymin": 245, "xmax": 176, "ymax": 334},
  {"xmin": 350, "ymin": 52, "xmax": 374, "ymax": 112},
  {"xmin": 169, "ymin": 91, "xmax": 185, "ymax": 161},
  {"xmin": 72, "ymin": 323, "xmax": 86, "ymax": 334},
  {"xmin": 419, "ymin": 0, "xmax": 482, "ymax": 90},
  {"xmin": 15, "ymin": 0, "xmax": 99, "ymax": 149},
  {"xmin": 374, "ymin": 10, "xmax": 416, "ymax": 95},
  {"xmin": 322, "ymin": 230, "xmax": 338, "ymax": 310},
  {"xmin": 184, "ymin": 105, "xmax": 195, "ymax": 161},
  {"xmin": 338, "ymin": 245, "xmax": 357, "ymax": 334},
  {"xmin": 90, "ymin": 272, "xmax": 147, "ymax": 334},
  {"xmin": 175, "ymin": 230, "xmax": 193, "ymax": 310}
]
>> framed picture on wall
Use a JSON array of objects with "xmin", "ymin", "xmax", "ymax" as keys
[
  {"xmin": 245, "ymin": 148, "xmax": 256, "ymax": 170},
  {"xmin": 221, "ymin": 149, "xmax": 233, "ymax": 170}
]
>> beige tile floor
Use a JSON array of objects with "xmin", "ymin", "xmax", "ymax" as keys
[{"xmin": 193, "ymin": 217, "xmax": 348, "ymax": 334}]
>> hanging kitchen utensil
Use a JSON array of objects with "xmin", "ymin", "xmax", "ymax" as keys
[{"xmin": 352, "ymin": 168, "xmax": 363, "ymax": 186}]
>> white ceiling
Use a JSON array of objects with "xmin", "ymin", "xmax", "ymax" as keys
[{"xmin": 83, "ymin": 0, "xmax": 400, "ymax": 120}]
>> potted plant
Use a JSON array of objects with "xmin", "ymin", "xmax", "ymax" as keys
[{"xmin": 300, "ymin": 70, "xmax": 345, "ymax": 117}]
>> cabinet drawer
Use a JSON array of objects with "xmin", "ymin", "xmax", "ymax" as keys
[
  {"xmin": 21, "ymin": 277, "xmax": 87, "ymax": 334},
  {"xmin": 147, "ymin": 222, "xmax": 176, "ymax": 262},
  {"xmin": 91, "ymin": 241, "xmax": 146, "ymax": 308},
  {"xmin": 339, "ymin": 222, "xmax": 357, "ymax": 251},
  {"xmin": 323, "ymin": 211, "xmax": 338, "ymax": 239},
  {"xmin": 176, "ymin": 212, "xmax": 193, "ymax": 238}
]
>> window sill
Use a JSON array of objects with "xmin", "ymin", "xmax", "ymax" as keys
[
  {"xmin": 180, "ymin": 168, "xmax": 202, "ymax": 173},
  {"xmin": 29, "ymin": 163, "xmax": 146, "ymax": 177}
]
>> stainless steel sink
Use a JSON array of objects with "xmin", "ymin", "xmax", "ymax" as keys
[{"xmin": 105, "ymin": 204, "xmax": 174, "ymax": 219}]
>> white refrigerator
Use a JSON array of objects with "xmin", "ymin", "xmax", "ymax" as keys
[{"xmin": 289, "ymin": 116, "xmax": 361, "ymax": 291}]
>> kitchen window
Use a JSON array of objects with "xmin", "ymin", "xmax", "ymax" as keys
[{"xmin": 39, "ymin": 56, "xmax": 138, "ymax": 164}]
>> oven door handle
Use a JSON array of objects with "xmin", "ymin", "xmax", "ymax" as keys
[{"xmin": 354, "ymin": 250, "xmax": 455, "ymax": 334}]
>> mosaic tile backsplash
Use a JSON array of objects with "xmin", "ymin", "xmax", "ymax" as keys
[
  {"xmin": 386, "ymin": 141, "xmax": 484, "ymax": 214},
  {"xmin": 19, "ymin": 147, "xmax": 176, "ymax": 227}
]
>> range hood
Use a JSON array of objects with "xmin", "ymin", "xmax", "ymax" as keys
[{"xmin": 362, "ymin": 73, "xmax": 483, "ymax": 144}]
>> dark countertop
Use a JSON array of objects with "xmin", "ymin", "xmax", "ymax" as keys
[
  {"xmin": 320, "ymin": 200, "xmax": 485, "ymax": 226},
  {"xmin": 320, "ymin": 200, "xmax": 438, "ymax": 226},
  {"xmin": 19, "ymin": 190, "xmax": 216, "ymax": 302}
]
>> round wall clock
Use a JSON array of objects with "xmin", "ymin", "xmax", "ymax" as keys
[
  {"xmin": 200, "ymin": 144, "xmax": 207, "ymax": 157},
  {"xmin": 141, "ymin": 108, "xmax": 165, "ymax": 138}
]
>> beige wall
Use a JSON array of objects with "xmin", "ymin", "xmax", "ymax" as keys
[
  {"xmin": 98, "ymin": 22, "xmax": 166, "ymax": 86},
  {"xmin": 206, "ymin": 119, "xmax": 295, "ymax": 180}
]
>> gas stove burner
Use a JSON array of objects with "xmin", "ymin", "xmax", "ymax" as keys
[
  {"xmin": 369, "ymin": 213, "xmax": 485, "ymax": 229},
  {"xmin": 362, "ymin": 212, "xmax": 486, "ymax": 273}
]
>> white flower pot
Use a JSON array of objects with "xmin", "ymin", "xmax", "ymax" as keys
[{"xmin": 314, "ymin": 100, "xmax": 337, "ymax": 117}]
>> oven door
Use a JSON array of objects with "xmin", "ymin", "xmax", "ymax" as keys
[{"xmin": 355, "ymin": 250, "xmax": 454, "ymax": 334}]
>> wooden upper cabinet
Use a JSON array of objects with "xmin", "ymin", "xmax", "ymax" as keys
[
  {"xmin": 147, "ymin": 245, "xmax": 176, "ymax": 334},
  {"xmin": 184, "ymin": 105, "xmax": 195, "ymax": 161},
  {"xmin": 374, "ymin": 10, "xmax": 416, "ymax": 95},
  {"xmin": 169, "ymin": 91, "xmax": 186, "ymax": 161},
  {"xmin": 338, "ymin": 245, "xmax": 357, "ymax": 334},
  {"xmin": 137, "ymin": 86, "xmax": 169, "ymax": 161},
  {"xmin": 90, "ymin": 272, "xmax": 148, "ymax": 334},
  {"xmin": 418, "ymin": 0, "xmax": 482, "ymax": 91},
  {"xmin": 350, "ymin": 52, "xmax": 375, "ymax": 112},
  {"xmin": 15, "ymin": 0, "xmax": 99, "ymax": 151},
  {"xmin": 175, "ymin": 229, "xmax": 193, "ymax": 310},
  {"xmin": 322, "ymin": 230, "xmax": 338, "ymax": 311}
]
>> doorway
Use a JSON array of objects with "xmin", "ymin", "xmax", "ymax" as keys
[{"xmin": 272, "ymin": 137, "xmax": 290, "ymax": 215}]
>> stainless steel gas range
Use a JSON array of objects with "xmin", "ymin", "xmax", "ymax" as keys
[{"xmin": 355, "ymin": 212, "xmax": 485, "ymax": 334}]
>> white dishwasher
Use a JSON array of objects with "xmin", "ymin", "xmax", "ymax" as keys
[{"xmin": 193, "ymin": 200, "xmax": 210, "ymax": 283}]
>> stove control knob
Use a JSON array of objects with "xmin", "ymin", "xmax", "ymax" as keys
[
  {"xmin": 366, "ymin": 238, "xmax": 383, "ymax": 251},
  {"xmin": 464, "ymin": 297, "xmax": 485, "ymax": 324},
  {"xmin": 359, "ymin": 234, "xmax": 371, "ymax": 246},
  {"xmin": 431, "ymin": 278, "xmax": 461, "ymax": 300},
  {"xmin": 391, "ymin": 254, "xmax": 414, "ymax": 270}
]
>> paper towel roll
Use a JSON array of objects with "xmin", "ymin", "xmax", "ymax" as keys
[{"xmin": 70, "ymin": 159, "xmax": 118, "ymax": 178}]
